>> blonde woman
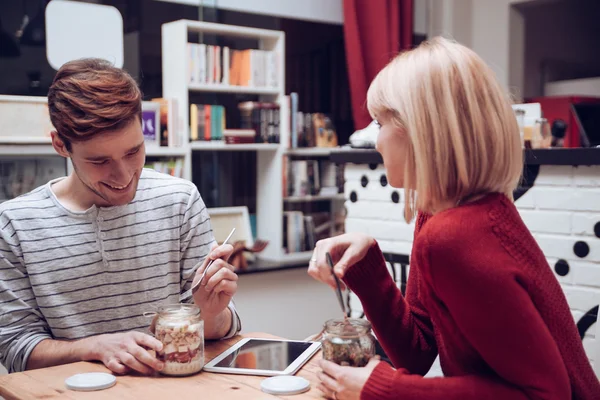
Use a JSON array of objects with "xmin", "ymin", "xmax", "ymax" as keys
[{"xmin": 308, "ymin": 37, "xmax": 600, "ymax": 400}]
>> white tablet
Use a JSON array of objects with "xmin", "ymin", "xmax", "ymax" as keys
[{"xmin": 203, "ymin": 338, "xmax": 321, "ymax": 376}]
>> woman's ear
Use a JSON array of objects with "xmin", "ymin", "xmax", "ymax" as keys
[{"xmin": 50, "ymin": 131, "xmax": 70, "ymax": 158}]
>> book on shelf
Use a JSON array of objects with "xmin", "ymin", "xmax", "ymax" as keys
[
  {"xmin": 286, "ymin": 160, "xmax": 320, "ymax": 197},
  {"xmin": 285, "ymin": 160, "xmax": 343, "ymax": 198},
  {"xmin": 187, "ymin": 43, "xmax": 279, "ymax": 88},
  {"xmin": 284, "ymin": 211, "xmax": 305, "ymax": 253},
  {"xmin": 283, "ymin": 211, "xmax": 337, "ymax": 254},
  {"xmin": 238, "ymin": 101, "xmax": 280, "ymax": 144},
  {"xmin": 190, "ymin": 102, "xmax": 280, "ymax": 144},
  {"xmin": 150, "ymin": 98, "xmax": 185, "ymax": 148},
  {"xmin": 145, "ymin": 158, "xmax": 184, "ymax": 179},
  {"xmin": 190, "ymin": 104, "xmax": 226, "ymax": 141},
  {"xmin": 223, "ymin": 129, "xmax": 255, "ymax": 144},
  {"xmin": 288, "ymin": 92, "xmax": 339, "ymax": 149}
]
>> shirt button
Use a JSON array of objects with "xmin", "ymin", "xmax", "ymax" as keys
[
  {"xmin": 97, "ymin": 217, "xmax": 104, "ymax": 223},
  {"xmin": 103, "ymin": 260, "xmax": 109, "ymax": 267},
  {"xmin": 100, "ymin": 232, "xmax": 107, "ymax": 239}
]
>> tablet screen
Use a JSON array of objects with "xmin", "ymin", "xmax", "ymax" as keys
[{"xmin": 212, "ymin": 339, "xmax": 314, "ymax": 371}]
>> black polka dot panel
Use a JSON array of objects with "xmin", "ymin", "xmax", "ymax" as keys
[
  {"xmin": 554, "ymin": 259, "xmax": 570, "ymax": 277},
  {"xmin": 573, "ymin": 241, "xmax": 590, "ymax": 258},
  {"xmin": 391, "ymin": 191, "xmax": 400, "ymax": 204},
  {"xmin": 380, "ymin": 175, "xmax": 388, "ymax": 187},
  {"xmin": 350, "ymin": 191, "xmax": 358, "ymax": 203},
  {"xmin": 361, "ymin": 176, "xmax": 369, "ymax": 188},
  {"xmin": 368, "ymin": 163, "xmax": 378, "ymax": 170},
  {"xmin": 595, "ymin": 221, "xmax": 600, "ymax": 238}
]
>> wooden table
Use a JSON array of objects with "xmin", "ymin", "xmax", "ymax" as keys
[{"xmin": 0, "ymin": 333, "xmax": 325, "ymax": 399}]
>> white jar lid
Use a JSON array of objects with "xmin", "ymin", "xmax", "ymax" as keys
[
  {"xmin": 65, "ymin": 372, "xmax": 116, "ymax": 392},
  {"xmin": 260, "ymin": 375, "xmax": 311, "ymax": 395}
]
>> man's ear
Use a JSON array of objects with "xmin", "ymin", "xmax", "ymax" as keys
[{"xmin": 50, "ymin": 131, "xmax": 70, "ymax": 158}]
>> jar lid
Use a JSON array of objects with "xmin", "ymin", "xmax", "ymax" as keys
[
  {"xmin": 65, "ymin": 372, "xmax": 116, "ymax": 392},
  {"xmin": 260, "ymin": 376, "xmax": 310, "ymax": 395}
]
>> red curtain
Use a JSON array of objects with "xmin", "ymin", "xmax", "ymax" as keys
[{"xmin": 343, "ymin": 0, "xmax": 413, "ymax": 130}]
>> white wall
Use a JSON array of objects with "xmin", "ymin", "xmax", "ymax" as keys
[
  {"xmin": 414, "ymin": 0, "xmax": 428, "ymax": 35},
  {"xmin": 545, "ymin": 77, "xmax": 600, "ymax": 98},
  {"xmin": 427, "ymin": 0, "xmax": 524, "ymax": 97},
  {"xmin": 428, "ymin": 0, "xmax": 473, "ymax": 47}
]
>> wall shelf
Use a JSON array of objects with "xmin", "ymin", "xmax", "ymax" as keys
[
  {"xmin": 189, "ymin": 83, "xmax": 280, "ymax": 95},
  {"xmin": 260, "ymin": 250, "xmax": 313, "ymax": 265},
  {"xmin": 0, "ymin": 137, "xmax": 55, "ymax": 156},
  {"xmin": 145, "ymin": 146, "xmax": 190, "ymax": 157},
  {"xmin": 285, "ymin": 147, "xmax": 333, "ymax": 157},
  {"xmin": 190, "ymin": 142, "xmax": 280, "ymax": 151},
  {"xmin": 284, "ymin": 194, "xmax": 345, "ymax": 203}
]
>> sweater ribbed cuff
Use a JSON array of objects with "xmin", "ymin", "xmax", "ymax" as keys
[
  {"xmin": 361, "ymin": 361, "xmax": 397, "ymax": 400},
  {"xmin": 343, "ymin": 241, "xmax": 391, "ymax": 298}
]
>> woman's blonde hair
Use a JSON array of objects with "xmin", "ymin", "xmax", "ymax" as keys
[{"xmin": 367, "ymin": 36, "xmax": 523, "ymax": 221}]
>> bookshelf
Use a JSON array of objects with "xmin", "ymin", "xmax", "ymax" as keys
[
  {"xmin": 162, "ymin": 20, "xmax": 307, "ymax": 263},
  {"xmin": 284, "ymin": 194, "xmax": 345, "ymax": 203},
  {"xmin": 190, "ymin": 142, "xmax": 280, "ymax": 151},
  {"xmin": 285, "ymin": 147, "xmax": 333, "ymax": 157},
  {"xmin": 0, "ymin": 95, "xmax": 191, "ymax": 180},
  {"xmin": 189, "ymin": 83, "xmax": 280, "ymax": 95},
  {"xmin": 0, "ymin": 137, "xmax": 57, "ymax": 156}
]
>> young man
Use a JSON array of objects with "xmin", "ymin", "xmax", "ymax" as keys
[{"xmin": 0, "ymin": 58, "xmax": 241, "ymax": 375}]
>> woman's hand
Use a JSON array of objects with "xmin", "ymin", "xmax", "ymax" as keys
[
  {"xmin": 317, "ymin": 357, "xmax": 381, "ymax": 399},
  {"xmin": 308, "ymin": 233, "xmax": 375, "ymax": 290}
]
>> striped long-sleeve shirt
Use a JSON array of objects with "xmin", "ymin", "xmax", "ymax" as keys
[{"xmin": 0, "ymin": 169, "xmax": 241, "ymax": 373}]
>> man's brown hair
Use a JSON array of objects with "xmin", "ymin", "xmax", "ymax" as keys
[{"xmin": 48, "ymin": 58, "xmax": 142, "ymax": 151}]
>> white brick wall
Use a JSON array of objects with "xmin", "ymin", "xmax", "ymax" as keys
[
  {"xmin": 574, "ymin": 166, "xmax": 600, "ymax": 187},
  {"xmin": 572, "ymin": 213, "xmax": 599, "ymax": 236},
  {"xmin": 572, "ymin": 261, "xmax": 600, "ymax": 289},
  {"xmin": 534, "ymin": 165, "xmax": 573, "ymax": 186},
  {"xmin": 518, "ymin": 210, "xmax": 571, "ymax": 234},
  {"xmin": 343, "ymin": 163, "xmax": 600, "ymax": 368},
  {"xmin": 532, "ymin": 187, "xmax": 576, "ymax": 210},
  {"xmin": 516, "ymin": 190, "xmax": 535, "ymax": 209}
]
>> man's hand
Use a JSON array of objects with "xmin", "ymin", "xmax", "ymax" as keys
[
  {"xmin": 317, "ymin": 357, "xmax": 381, "ymax": 399},
  {"xmin": 89, "ymin": 331, "xmax": 164, "ymax": 375},
  {"xmin": 192, "ymin": 243, "xmax": 238, "ymax": 320}
]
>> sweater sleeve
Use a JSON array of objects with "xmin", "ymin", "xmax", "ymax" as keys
[
  {"xmin": 0, "ymin": 221, "xmax": 52, "ymax": 373},
  {"xmin": 343, "ymin": 242, "xmax": 437, "ymax": 376},
  {"xmin": 360, "ymin": 232, "xmax": 571, "ymax": 400}
]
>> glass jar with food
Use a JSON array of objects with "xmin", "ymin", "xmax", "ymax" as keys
[
  {"xmin": 321, "ymin": 318, "xmax": 376, "ymax": 367},
  {"xmin": 155, "ymin": 304, "xmax": 204, "ymax": 376}
]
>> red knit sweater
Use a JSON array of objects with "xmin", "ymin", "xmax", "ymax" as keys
[{"xmin": 343, "ymin": 193, "xmax": 600, "ymax": 400}]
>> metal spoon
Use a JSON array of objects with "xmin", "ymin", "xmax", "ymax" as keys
[
  {"xmin": 326, "ymin": 252, "xmax": 347, "ymax": 316},
  {"xmin": 191, "ymin": 227, "xmax": 236, "ymax": 294}
]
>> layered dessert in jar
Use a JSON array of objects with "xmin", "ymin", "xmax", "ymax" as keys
[{"xmin": 155, "ymin": 304, "xmax": 204, "ymax": 376}]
